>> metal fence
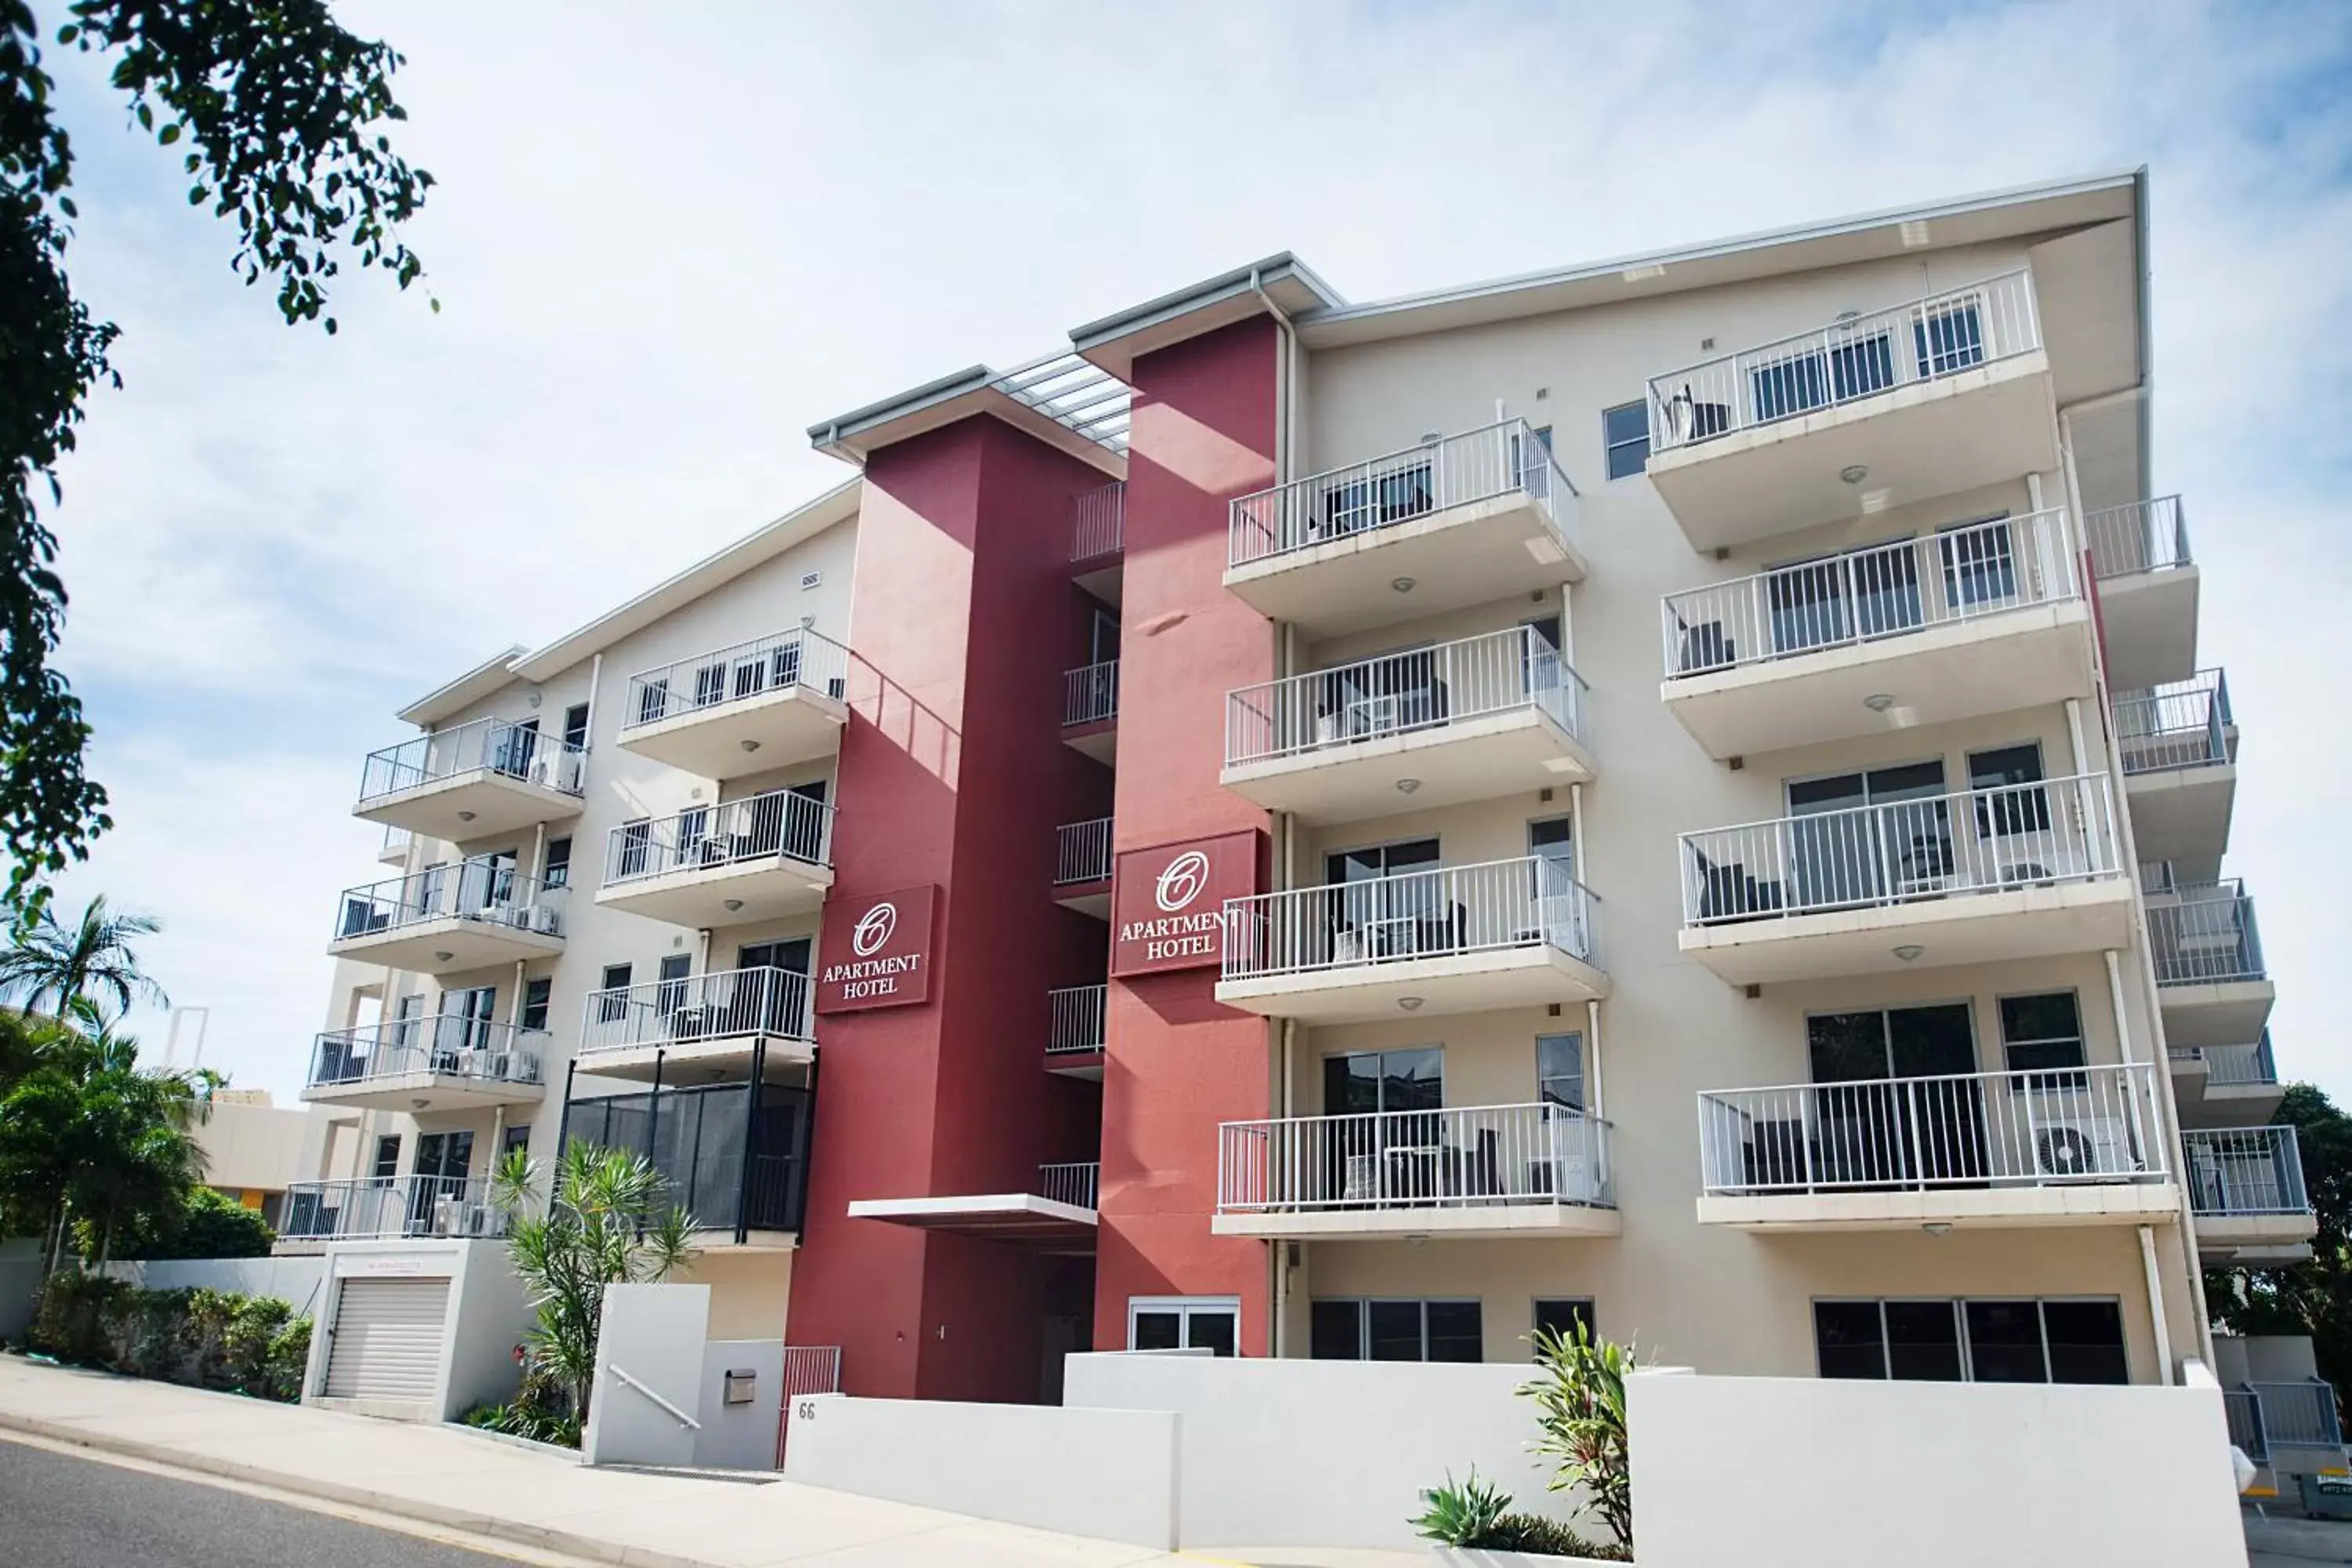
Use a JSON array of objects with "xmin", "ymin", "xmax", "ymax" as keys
[
  {"xmin": 1073, "ymin": 481, "xmax": 1125, "ymax": 561},
  {"xmin": 2183, "ymin": 1127, "xmax": 2308, "ymax": 1216},
  {"xmin": 1221, "ymin": 855, "xmax": 1599, "ymax": 982},
  {"xmin": 1697, "ymin": 1063, "xmax": 2169, "ymax": 1196},
  {"xmin": 1225, "ymin": 624, "xmax": 1588, "ymax": 768},
  {"xmin": 1047, "ymin": 984, "xmax": 1106, "ymax": 1055},
  {"xmin": 1227, "ymin": 417, "xmax": 1579, "ymax": 570},
  {"xmin": 1054, "ymin": 818, "xmax": 1112, "ymax": 885},
  {"xmin": 2203, "ymin": 1035, "xmax": 2280, "ymax": 1087},
  {"xmin": 563, "ymin": 1081, "xmax": 812, "ymax": 1236},
  {"xmin": 2147, "ymin": 881, "xmax": 2265, "ymax": 985},
  {"xmin": 1218, "ymin": 1102, "xmax": 1613, "ymax": 1214},
  {"xmin": 775, "ymin": 1345, "xmax": 844, "ymax": 1466},
  {"xmin": 579, "ymin": 964, "xmax": 812, "ymax": 1056},
  {"xmin": 2225, "ymin": 1388, "xmax": 2270, "ymax": 1461},
  {"xmin": 1647, "ymin": 267, "xmax": 2041, "ymax": 452},
  {"xmin": 621, "ymin": 628, "xmax": 850, "ymax": 731},
  {"xmin": 1659, "ymin": 509, "xmax": 2077, "ymax": 678},
  {"xmin": 1065, "ymin": 659, "xmax": 1119, "ymax": 726},
  {"xmin": 333, "ymin": 858, "xmax": 566, "ymax": 942},
  {"xmin": 281, "ymin": 1176, "xmax": 508, "ymax": 1242},
  {"xmin": 359, "ymin": 716, "xmax": 586, "ymax": 804},
  {"xmin": 1679, "ymin": 774, "xmax": 2122, "ymax": 925},
  {"xmin": 604, "ymin": 788, "xmax": 834, "ymax": 885},
  {"xmin": 1037, "ymin": 1161, "xmax": 1100, "ymax": 1210},
  {"xmin": 309, "ymin": 1016, "xmax": 546, "ymax": 1091},
  {"xmin": 2245, "ymin": 1380, "xmax": 2343, "ymax": 1448},
  {"xmin": 2114, "ymin": 669, "xmax": 2231, "ymax": 775},
  {"xmin": 2082, "ymin": 495, "xmax": 2191, "ymax": 581}
]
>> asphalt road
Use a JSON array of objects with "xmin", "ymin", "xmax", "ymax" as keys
[{"xmin": 0, "ymin": 1436, "xmax": 536, "ymax": 1568}]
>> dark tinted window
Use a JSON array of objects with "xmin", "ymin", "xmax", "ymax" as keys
[
  {"xmin": 2043, "ymin": 1301, "xmax": 2129, "ymax": 1385},
  {"xmin": 1534, "ymin": 1298, "xmax": 1593, "ymax": 1350},
  {"xmin": 1131, "ymin": 1311, "xmax": 1181, "ymax": 1352},
  {"xmin": 1602, "ymin": 401, "xmax": 1650, "ymax": 480},
  {"xmin": 1965, "ymin": 1300, "xmax": 2048, "ymax": 1382},
  {"xmin": 1310, "ymin": 1300, "xmax": 1362, "ymax": 1360},
  {"xmin": 543, "ymin": 837, "xmax": 571, "ymax": 889},
  {"xmin": 1884, "ymin": 1301, "xmax": 1964, "ymax": 1381},
  {"xmin": 1367, "ymin": 1300, "xmax": 1425, "ymax": 1361},
  {"xmin": 1425, "ymin": 1301, "xmax": 1483, "ymax": 1363},
  {"xmin": 521, "ymin": 977, "xmax": 552, "ymax": 1033},
  {"xmin": 2000, "ymin": 992, "xmax": 2085, "ymax": 1073},
  {"xmin": 1815, "ymin": 1301, "xmax": 1886, "ymax": 1378},
  {"xmin": 1189, "ymin": 1311, "xmax": 1237, "ymax": 1358},
  {"xmin": 562, "ymin": 703, "xmax": 590, "ymax": 750}
]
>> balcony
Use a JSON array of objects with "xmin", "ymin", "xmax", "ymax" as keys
[
  {"xmin": 1214, "ymin": 1102, "xmax": 1617, "ymax": 1240},
  {"xmin": 1658, "ymin": 510, "xmax": 2092, "ymax": 760},
  {"xmin": 1644, "ymin": 269, "xmax": 2056, "ymax": 550},
  {"xmin": 1073, "ymin": 481, "xmax": 1124, "ymax": 604},
  {"xmin": 2083, "ymin": 496, "xmax": 2198, "ymax": 688},
  {"xmin": 574, "ymin": 964, "xmax": 815, "ymax": 1085},
  {"xmin": 593, "ymin": 788, "xmax": 833, "ymax": 928},
  {"xmin": 615, "ymin": 630, "xmax": 850, "ymax": 781},
  {"xmin": 303, "ymin": 1016, "xmax": 547, "ymax": 1112},
  {"xmin": 1063, "ymin": 659, "xmax": 1118, "ymax": 764},
  {"xmin": 1046, "ymin": 983, "xmax": 1105, "ymax": 1080},
  {"xmin": 280, "ymin": 1176, "xmax": 508, "ymax": 1245},
  {"xmin": 1052, "ymin": 818, "xmax": 1112, "ymax": 917},
  {"xmin": 848, "ymin": 1161, "xmax": 1100, "ymax": 1253},
  {"xmin": 2227, "ymin": 1380, "xmax": 2345, "ymax": 1465},
  {"xmin": 1222, "ymin": 626, "xmax": 1594, "ymax": 822},
  {"xmin": 2169, "ymin": 1035, "xmax": 2285, "ymax": 1128},
  {"xmin": 563, "ymin": 1079, "xmax": 813, "ymax": 1247},
  {"xmin": 1695, "ymin": 1063, "xmax": 2176, "ymax": 1232},
  {"xmin": 1217, "ymin": 856, "xmax": 1606, "ymax": 1024},
  {"xmin": 377, "ymin": 824, "xmax": 413, "ymax": 866},
  {"xmin": 2186, "ymin": 1127, "xmax": 2316, "ymax": 1261},
  {"xmin": 2148, "ymin": 880, "xmax": 2272, "ymax": 1047},
  {"xmin": 2115, "ymin": 670, "xmax": 2234, "ymax": 879},
  {"xmin": 328, "ymin": 858, "xmax": 565, "ymax": 973},
  {"xmin": 1225, "ymin": 419, "xmax": 1588, "ymax": 637},
  {"xmin": 1678, "ymin": 775, "xmax": 2131, "ymax": 985},
  {"xmin": 353, "ymin": 718, "xmax": 585, "ymax": 842}
]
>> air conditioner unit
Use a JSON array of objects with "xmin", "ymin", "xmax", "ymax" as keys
[
  {"xmin": 2031, "ymin": 1115, "xmax": 2137, "ymax": 1179},
  {"xmin": 527, "ymin": 753, "xmax": 564, "ymax": 789},
  {"xmin": 517, "ymin": 905, "xmax": 561, "ymax": 936}
]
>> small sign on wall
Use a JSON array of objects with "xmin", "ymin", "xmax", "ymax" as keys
[
  {"xmin": 1110, "ymin": 830, "xmax": 1265, "ymax": 978},
  {"xmin": 816, "ymin": 884, "xmax": 938, "ymax": 1012}
]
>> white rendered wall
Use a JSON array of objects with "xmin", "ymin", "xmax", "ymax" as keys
[
  {"xmin": 584, "ymin": 1283, "xmax": 709, "ymax": 1468},
  {"xmin": 694, "ymin": 1338, "xmax": 783, "ymax": 1470},
  {"xmin": 103, "ymin": 1254, "xmax": 328, "ymax": 1318}
]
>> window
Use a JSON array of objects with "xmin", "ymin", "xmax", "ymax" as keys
[
  {"xmin": 1940, "ymin": 513, "xmax": 2018, "ymax": 608},
  {"xmin": 597, "ymin": 963, "xmax": 633, "ymax": 1025},
  {"xmin": 657, "ymin": 953, "xmax": 691, "ymax": 1014},
  {"xmin": 1127, "ymin": 1296, "xmax": 1239, "ymax": 1356},
  {"xmin": 1326, "ymin": 838, "xmax": 1443, "ymax": 960},
  {"xmin": 1311, "ymin": 1299, "xmax": 1482, "ymax": 1363},
  {"xmin": 561, "ymin": 702, "xmax": 590, "ymax": 750},
  {"xmin": 1529, "ymin": 815, "xmax": 1573, "ymax": 887},
  {"xmin": 520, "ymin": 977, "xmax": 552, "ymax": 1033},
  {"xmin": 634, "ymin": 678, "xmax": 669, "ymax": 726},
  {"xmin": 502, "ymin": 1124, "xmax": 532, "ymax": 1158},
  {"xmin": 616, "ymin": 818, "xmax": 651, "ymax": 879},
  {"xmin": 1602, "ymin": 401, "xmax": 1649, "ymax": 481},
  {"xmin": 1090, "ymin": 608, "xmax": 1121, "ymax": 666},
  {"xmin": 1998, "ymin": 992, "xmax": 2085, "ymax": 1076},
  {"xmin": 371, "ymin": 1134, "xmax": 402, "ymax": 1181},
  {"xmin": 1967, "ymin": 742, "xmax": 2050, "ymax": 840},
  {"xmin": 1323, "ymin": 1047, "xmax": 1443, "ymax": 1117},
  {"xmin": 1533, "ymin": 1298, "xmax": 1595, "ymax": 1351},
  {"xmin": 543, "ymin": 837, "xmax": 572, "ymax": 890},
  {"xmin": 1813, "ymin": 1298, "xmax": 2126, "ymax": 1385},
  {"xmin": 1536, "ymin": 1033, "xmax": 1584, "ymax": 1112}
]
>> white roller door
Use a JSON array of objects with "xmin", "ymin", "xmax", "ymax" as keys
[{"xmin": 323, "ymin": 1276, "xmax": 452, "ymax": 1405}]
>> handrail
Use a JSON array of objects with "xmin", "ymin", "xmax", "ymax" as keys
[
  {"xmin": 1054, "ymin": 818, "xmax": 1113, "ymax": 886},
  {"xmin": 280, "ymin": 1176, "xmax": 509, "ymax": 1241},
  {"xmin": 1218, "ymin": 1102, "xmax": 1613, "ymax": 1213},
  {"xmin": 310, "ymin": 1016, "xmax": 546, "ymax": 1090},
  {"xmin": 1221, "ymin": 855, "xmax": 1599, "ymax": 981},
  {"xmin": 1065, "ymin": 659, "xmax": 1119, "ymax": 726},
  {"xmin": 1037, "ymin": 1160, "xmax": 1101, "ymax": 1210},
  {"xmin": 1047, "ymin": 984, "xmax": 1106, "ymax": 1054},
  {"xmin": 1073, "ymin": 481, "xmax": 1125, "ymax": 562},
  {"xmin": 620, "ymin": 627, "xmax": 850, "ymax": 733},
  {"xmin": 358, "ymin": 716, "xmax": 586, "ymax": 804},
  {"xmin": 609, "ymin": 1365, "xmax": 702, "ymax": 1430},
  {"xmin": 2183, "ymin": 1127, "xmax": 2309, "ymax": 1216},
  {"xmin": 579, "ymin": 964, "xmax": 811, "ymax": 1056},
  {"xmin": 332, "ymin": 856, "xmax": 565, "ymax": 943},
  {"xmin": 2146, "ymin": 883, "xmax": 2264, "ymax": 985},
  {"xmin": 2114, "ymin": 669, "xmax": 2232, "ymax": 775},
  {"xmin": 2082, "ymin": 495, "xmax": 2190, "ymax": 580},
  {"xmin": 604, "ymin": 787, "xmax": 834, "ymax": 884}
]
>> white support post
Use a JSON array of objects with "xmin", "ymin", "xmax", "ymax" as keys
[{"xmin": 2140, "ymin": 1225, "xmax": 2175, "ymax": 1386}]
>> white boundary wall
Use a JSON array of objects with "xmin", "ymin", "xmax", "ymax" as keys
[
  {"xmin": 1626, "ymin": 1366, "xmax": 2247, "ymax": 1568},
  {"xmin": 103, "ymin": 1255, "xmax": 328, "ymax": 1316},
  {"xmin": 585, "ymin": 1283, "xmax": 708, "ymax": 1468},
  {"xmin": 785, "ymin": 1392, "xmax": 1180, "ymax": 1549}
]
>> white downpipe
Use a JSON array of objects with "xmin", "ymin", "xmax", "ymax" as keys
[
  {"xmin": 2065, "ymin": 698, "xmax": 2090, "ymax": 781},
  {"xmin": 1570, "ymin": 783, "xmax": 1588, "ymax": 884},
  {"xmin": 2104, "ymin": 948, "xmax": 2137, "ymax": 1066},
  {"xmin": 1585, "ymin": 999, "xmax": 1606, "ymax": 1120},
  {"xmin": 532, "ymin": 822, "xmax": 547, "ymax": 884},
  {"xmin": 2140, "ymin": 1225, "xmax": 2175, "ymax": 1386},
  {"xmin": 583, "ymin": 652, "xmax": 603, "ymax": 750}
]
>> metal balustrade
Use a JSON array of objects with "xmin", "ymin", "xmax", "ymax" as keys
[
  {"xmin": 1037, "ymin": 1161, "xmax": 1100, "ymax": 1210},
  {"xmin": 2225, "ymin": 1388, "xmax": 2270, "ymax": 1461},
  {"xmin": 1218, "ymin": 1102, "xmax": 1613, "ymax": 1214},
  {"xmin": 1221, "ymin": 855, "xmax": 1599, "ymax": 982},
  {"xmin": 1048, "ymin": 984, "xmax": 1106, "ymax": 1055},
  {"xmin": 1065, "ymin": 659, "xmax": 1119, "ymax": 726},
  {"xmin": 379, "ymin": 824, "xmax": 413, "ymax": 862},
  {"xmin": 1054, "ymin": 818, "xmax": 1112, "ymax": 885},
  {"xmin": 309, "ymin": 1016, "xmax": 546, "ymax": 1091},
  {"xmin": 281, "ymin": 1176, "xmax": 508, "ymax": 1242},
  {"xmin": 579, "ymin": 964, "xmax": 811, "ymax": 1057},
  {"xmin": 621, "ymin": 629, "xmax": 850, "ymax": 732},
  {"xmin": 1680, "ymin": 774, "xmax": 2122, "ymax": 925},
  {"xmin": 2147, "ymin": 881, "xmax": 2265, "ymax": 985},
  {"xmin": 1073, "ymin": 481, "xmax": 1125, "ymax": 561},
  {"xmin": 1228, "ymin": 418, "xmax": 1579, "ymax": 570},
  {"xmin": 564, "ymin": 1080, "xmax": 811, "ymax": 1235},
  {"xmin": 604, "ymin": 788, "xmax": 833, "ymax": 886},
  {"xmin": 2082, "ymin": 495, "xmax": 2192, "ymax": 580},
  {"xmin": 1225, "ymin": 625, "xmax": 1588, "ymax": 768},
  {"xmin": 359, "ymin": 716, "xmax": 585, "ymax": 804},
  {"xmin": 333, "ymin": 857, "xmax": 566, "ymax": 942},
  {"xmin": 2204, "ymin": 1035, "xmax": 2280, "ymax": 1087},
  {"xmin": 2245, "ymin": 1380, "xmax": 2344, "ymax": 1448},
  {"xmin": 1697, "ymin": 1063, "xmax": 2168, "ymax": 1196},
  {"xmin": 1647, "ymin": 268, "xmax": 2042, "ymax": 453},
  {"xmin": 2114, "ymin": 669, "xmax": 2232, "ymax": 775},
  {"xmin": 1659, "ymin": 510, "xmax": 2078, "ymax": 678},
  {"xmin": 2184, "ymin": 1127, "xmax": 2308, "ymax": 1216}
]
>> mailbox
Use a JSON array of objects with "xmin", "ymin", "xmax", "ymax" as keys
[{"xmin": 722, "ymin": 1367, "xmax": 758, "ymax": 1406}]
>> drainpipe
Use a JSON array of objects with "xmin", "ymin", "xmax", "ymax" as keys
[
  {"xmin": 2140, "ymin": 1225, "xmax": 2175, "ymax": 1386},
  {"xmin": 1568, "ymin": 784, "xmax": 1588, "ymax": 884},
  {"xmin": 552, "ymin": 1058, "xmax": 576, "ymax": 1203},
  {"xmin": 1584, "ymin": 1000, "xmax": 1606, "ymax": 1120},
  {"xmin": 583, "ymin": 653, "xmax": 603, "ymax": 749}
]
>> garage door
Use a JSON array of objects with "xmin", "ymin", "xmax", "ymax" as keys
[{"xmin": 323, "ymin": 1276, "xmax": 452, "ymax": 1404}]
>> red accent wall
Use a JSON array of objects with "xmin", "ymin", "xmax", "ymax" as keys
[{"xmin": 1096, "ymin": 316, "xmax": 1280, "ymax": 1354}]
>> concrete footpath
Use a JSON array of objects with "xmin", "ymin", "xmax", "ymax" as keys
[{"xmin": 0, "ymin": 1358, "xmax": 1411, "ymax": 1568}]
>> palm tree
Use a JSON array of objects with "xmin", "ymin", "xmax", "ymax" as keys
[
  {"xmin": 0, "ymin": 895, "xmax": 169, "ymax": 1023},
  {"xmin": 66, "ymin": 1054, "xmax": 210, "ymax": 1269}
]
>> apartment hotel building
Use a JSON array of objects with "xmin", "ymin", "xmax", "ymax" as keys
[{"xmin": 285, "ymin": 168, "xmax": 2331, "ymax": 1460}]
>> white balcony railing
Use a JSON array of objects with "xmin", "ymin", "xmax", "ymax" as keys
[
  {"xmin": 333, "ymin": 857, "xmax": 566, "ymax": 943},
  {"xmin": 1221, "ymin": 855, "xmax": 1599, "ymax": 982},
  {"xmin": 1697, "ymin": 1063, "xmax": 2168, "ymax": 1196},
  {"xmin": 2204, "ymin": 1035, "xmax": 2281, "ymax": 1087},
  {"xmin": 358, "ymin": 717, "xmax": 585, "ymax": 805},
  {"xmin": 579, "ymin": 964, "xmax": 812, "ymax": 1057},
  {"xmin": 1227, "ymin": 418, "xmax": 1578, "ymax": 570},
  {"xmin": 604, "ymin": 788, "xmax": 833, "ymax": 886},
  {"xmin": 2184, "ymin": 1127, "xmax": 2309, "ymax": 1216},
  {"xmin": 1048, "ymin": 984, "xmax": 1106, "ymax": 1055},
  {"xmin": 1073, "ymin": 481, "xmax": 1125, "ymax": 562},
  {"xmin": 1218, "ymin": 1102, "xmax": 1613, "ymax": 1214},
  {"xmin": 620, "ymin": 628, "xmax": 850, "ymax": 733},
  {"xmin": 2114, "ymin": 669, "xmax": 2231, "ymax": 775},
  {"xmin": 2083, "ymin": 495, "xmax": 2192, "ymax": 581},
  {"xmin": 281, "ymin": 1176, "xmax": 508, "ymax": 1242},
  {"xmin": 1065, "ymin": 659, "xmax": 1118, "ymax": 726},
  {"xmin": 1680, "ymin": 774, "xmax": 2122, "ymax": 926},
  {"xmin": 1225, "ymin": 625, "xmax": 1587, "ymax": 768},
  {"xmin": 1660, "ymin": 510, "xmax": 2078, "ymax": 678},
  {"xmin": 309, "ymin": 1016, "xmax": 546, "ymax": 1092},
  {"xmin": 2148, "ymin": 881, "xmax": 2265, "ymax": 985},
  {"xmin": 1037, "ymin": 1160, "xmax": 1100, "ymax": 1210},
  {"xmin": 1647, "ymin": 268, "xmax": 2042, "ymax": 453},
  {"xmin": 1054, "ymin": 818, "xmax": 1112, "ymax": 886}
]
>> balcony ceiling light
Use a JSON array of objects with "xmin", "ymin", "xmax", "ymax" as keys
[
  {"xmin": 1395, "ymin": 778, "xmax": 1421, "ymax": 795},
  {"xmin": 1864, "ymin": 693, "xmax": 1896, "ymax": 713},
  {"xmin": 433, "ymin": 951, "xmax": 454, "ymax": 964},
  {"xmin": 1893, "ymin": 945, "xmax": 1925, "ymax": 963},
  {"xmin": 1839, "ymin": 464, "xmax": 1869, "ymax": 485},
  {"xmin": 1399, "ymin": 996, "xmax": 1425, "ymax": 1011},
  {"xmin": 724, "ymin": 898, "xmax": 745, "ymax": 912},
  {"xmin": 1922, "ymin": 1221, "xmax": 1954, "ymax": 1236},
  {"xmin": 457, "ymin": 810, "xmax": 477, "ymax": 822},
  {"xmin": 740, "ymin": 739, "xmax": 760, "ymax": 753},
  {"xmin": 1391, "ymin": 576, "xmax": 1417, "ymax": 594}
]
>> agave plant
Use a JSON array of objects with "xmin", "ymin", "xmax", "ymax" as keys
[
  {"xmin": 1519, "ymin": 1317, "xmax": 1635, "ymax": 1549},
  {"xmin": 1409, "ymin": 1466, "xmax": 1512, "ymax": 1547}
]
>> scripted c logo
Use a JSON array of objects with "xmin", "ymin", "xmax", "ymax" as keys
[
  {"xmin": 851, "ymin": 902, "xmax": 898, "ymax": 957},
  {"xmin": 1154, "ymin": 851, "xmax": 1211, "ymax": 913}
]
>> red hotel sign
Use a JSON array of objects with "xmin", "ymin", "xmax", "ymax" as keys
[
  {"xmin": 1110, "ymin": 830, "xmax": 1264, "ymax": 978},
  {"xmin": 815, "ymin": 884, "xmax": 937, "ymax": 1013}
]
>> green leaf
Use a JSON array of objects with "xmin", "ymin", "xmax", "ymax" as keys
[
  {"xmin": 135, "ymin": 103, "xmax": 151, "ymax": 130},
  {"xmin": 157, "ymin": 124, "xmax": 180, "ymax": 146},
  {"xmin": 57, "ymin": 198, "xmax": 76, "ymax": 220}
]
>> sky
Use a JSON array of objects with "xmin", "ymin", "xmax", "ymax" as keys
[{"xmin": 25, "ymin": 0, "xmax": 2352, "ymax": 1102}]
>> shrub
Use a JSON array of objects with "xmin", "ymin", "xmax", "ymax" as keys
[
  {"xmin": 29, "ymin": 1269, "xmax": 130, "ymax": 1362},
  {"xmin": 1484, "ymin": 1512, "xmax": 1630, "ymax": 1560},
  {"xmin": 461, "ymin": 1392, "xmax": 582, "ymax": 1449},
  {"xmin": 1410, "ymin": 1468, "xmax": 1512, "ymax": 1547},
  {"xmin": 263, "ymin": 1317, "xmax": 312, "ymax": 1402},
  {"xmin": 118, "ymin": 1187, "xmax": 276, "ymax": 1261},
  {"xmin": 25, "ymin": 1271, "xmax": 306, "ymax": 1402},
  {"xmin": 1520, "ymin": 1318, "xmax": 1635, "ymax": 1551},
  {"xmin": 221, "ymin": 1294, "xmax": 292, "ymax": 1395}
]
